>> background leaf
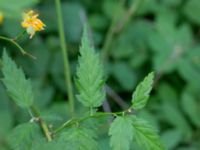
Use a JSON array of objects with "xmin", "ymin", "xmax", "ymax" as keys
[
  {"xmin": 183, "ymin": 0, "xmax": 200, "ymax": 25},
  {"xmin": 0, "ymin": 0, "xmax": 38, "ymax": 18}
]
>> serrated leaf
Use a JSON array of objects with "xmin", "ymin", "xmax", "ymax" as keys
[
  {"xmin": 7, "ymin": 122, "xmax": 43, "ymax": 150},
  {"xmin": 131, "ymin": 116, "xmax": 165, "ymax": 150},
  {"xmin": 131, "ymin": 72, "xmax": 154, "ymax": 110},
  {"xmin": 109, "ymin": 116, "xmax": 133, "ymax": 150},
  {"xmin": 1, "ymin": 51, "xmax": 34, "ymax": 108},
  {"xmin": 58, "ymin": 127, "xmax": 98, "ymax": 150},
  {"xmin": 76, "ymin": 26, "xmax": 105, "ymax": 108}
]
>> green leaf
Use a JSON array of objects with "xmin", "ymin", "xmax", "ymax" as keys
[
  {"xmin": 62, "ymin": 2, "xmax": 83, "ymax": 43},
  {"xmin": 149, "ymin": 12, "xmax": 193, "ymax": 73},
  {"xmin": 7, "ymin": 122, "xmax": 43, "ymax": 150},
  {"xmin": 0, "ymin": 0, "xmax": 38, "ymax": 18},
  {"xmin": 131, "ymin": 116, "xmax": 165, "ymax": 150},
  {"xmin": 161, "ymin": 129, "xmax": 182, "ymax": 150},
  {"xmin": 183, "ymin": 0, "xmax": 200, "ymax": 25},
  {"xmin": 0, "ymin": 84, "xmax": 13, "ymax": 136},
  {"xmin": 131, "ymin": 72, "xmax": 154, "ymax": 110},
  {"xmin": 158, "ymin": 82, "xmax": 178, "ymax": 106},
  {"xmin": 109, "ymin": 116, "xmax": 133, "ymax": 150},
  {"xmin": 161, "ymin": 103, "xmax": 192, "ymax": 139},
  {"xmin": 1, "ymin": 51, "xmax": 34, "ymax": 108},
  {"xmin": 58, "ymin": 127, "xmax": 98, "ymax": 150},
  {"xmin": 177, "ymin": 46, "xmax": 200, "ymax": 90},
  {"xmin": 102, "ymin": 0, "xmax": 125, "ymax": 20},
  {"xmin": 181, "ymin": 91, "xmax": 200, "ymax": 127},
  {"xmin": 31, "ymin": 141, "xmax": 68, "ymax": 150},
  {"xmin": 76, "ymin": 26, "xmax": 105, "ymax": 108},
  {"xmin": 112, "ymin": 62, "xmax": 136, "ymax": 91}
]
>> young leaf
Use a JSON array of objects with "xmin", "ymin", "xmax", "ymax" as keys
[
  {"xmin": 1, "ymin": 51, "xmax": 34, "ymax": 108},
  {"xmin": 109, "ymin": 116, "xmax": 133, "ymax": 150},
  {"xmin": 58, "ymin": 127, "xmax": 98, "ymax": 150},
  {"xmin": 76, "ymin": 26, "xmax": 105, "ymax": 108},
  {"xmin": 131, "ymin": 72, "xmax": 154, "ymax": 110},
  {"xmin": 7, "ymin": 122, "xmax": 43, "ymax": 150},
  {"xmin": 131, "ymin": 116, "xmax": 165, "ymax": 150}
]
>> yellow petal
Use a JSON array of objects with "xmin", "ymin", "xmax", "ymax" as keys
[{"xmin": 0, "ymin": 12, "xmax": 4, "ymax": 24}]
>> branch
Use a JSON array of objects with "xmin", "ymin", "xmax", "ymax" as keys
[
  {"xmin": 0, "ymin": 36, "xmax": 36, "ymax": 59},
  {"xmin": 30, "ymin": 106, "xmax": 52, "ymax": 142}
]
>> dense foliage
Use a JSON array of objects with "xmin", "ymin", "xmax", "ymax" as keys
[{"xmin": 0, "ymin": 0, "xmax": 200, "ymax": 150}]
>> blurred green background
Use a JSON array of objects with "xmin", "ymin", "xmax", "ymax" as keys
[{"xmin": 0, "ymin": 0, "xmax": 200, "ymax": 149}]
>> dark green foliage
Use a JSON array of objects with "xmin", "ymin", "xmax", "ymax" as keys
[{"xmin": 1, "ymin": 0, "xmax": 200, "ymax": 149}]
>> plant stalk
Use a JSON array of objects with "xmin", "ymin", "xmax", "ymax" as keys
[
  {"xmin": 55, "ymin": 0, "xmax": 75, "ymax": 115},
  {"xmin": 53, "ymin": 108, "xmax": 132, "ymax": 134},
  {"xmin": 0, "ymin": 36, "xmax": 36, "ymax": 59},
  {"xmin": 30, "ymin": 106, "xmax": 52, "ymax": 142},
  {"xmin": 101, "ymin": 0, "xmax": 144, "ymax": 60}
]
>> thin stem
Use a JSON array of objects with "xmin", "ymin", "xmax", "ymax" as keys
[
  {"xmin": 115, "ymin": 0, "xmax": 144, "ymax": 33},
  {"xmin": 31, "ymin": 106, "xmax": 52, "ymax": 142},
  {"xmin": 101, "ymin": 0, "xmax": 144, "ymax": 60},
  {"xmin": 53, "ymin": 119, "xmax": 74, "ymax": 134},
  {"xmin": 101, "ymin": 13, "xmax": 117, "ymax": 61},
  {"xmin": 55, "ymin": 0, "xmax": 74, "ymax": 115},
  {"xmin": 0, "ymin": 36, "xmax": 36, "ymax": 59},
  {"xmin": 13, "ymin": 30, "xmax": 26, "ymax": 41},
  {"xmin": 102, "ymin": 99, "xmax": 112, "ymax": 112},
  {"xmin": 53, "ymin": 109, "xmax": 132, "ymax": 135},
  {"xmin": 101, "ymin": 0, "xmax": 125, "ymax": 60},
  {"xmin": 105, "ymin": 85, "xmax": 129, "ymax": 109}
]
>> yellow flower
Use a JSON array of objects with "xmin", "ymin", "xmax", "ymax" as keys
[
  {"xmin": 0, "ymin": 12, "xmax": 4, "ymax": 25},
  {"xmin": 21, "ymin": 10, "xmax": 45, "ymax": 38}
]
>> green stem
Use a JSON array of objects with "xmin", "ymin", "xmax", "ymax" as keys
[
  {"xmin": 31, "ymin": 106, "xmax": 52, "ymax": 142},
  {"xmin": 13, "ymin": 30, "xmax": 26, "ymax": 41},
  {"xmin": 55, "ymin": 0, "xmax": 74, "ymax": 115},
  {"xmin": 101, "ymin": 11, "xmax": 118, "ymax": 61},
  {"xmin": 53, "ymin": 109, "xmax": 132, "ymax": 135},
  {"xmin": 115, "ymin": 0, "xmax": 144, "ymax": 33},
  {"xmin": 0, "ymin": 36, "xmax": 36, "ymax": 59},
  {"xmin": 101, "ymin": 0, "xmax": 144, "ymax": 60}
]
